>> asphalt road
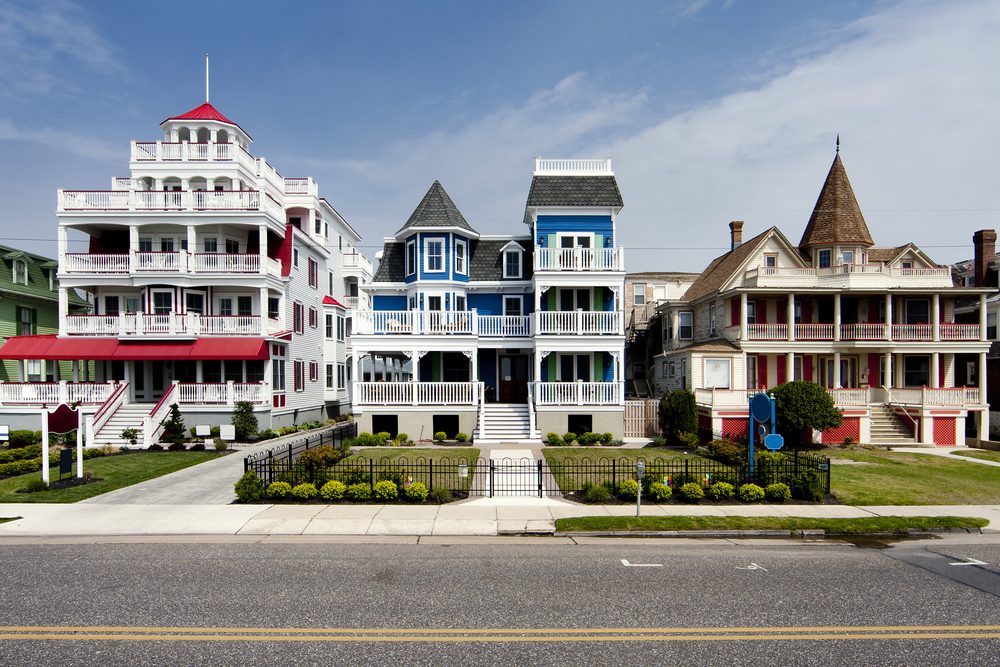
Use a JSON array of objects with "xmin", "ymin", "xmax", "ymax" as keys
[{"xmin": 0, "ymin": 536, "xmax": 998, "ymax": 665}]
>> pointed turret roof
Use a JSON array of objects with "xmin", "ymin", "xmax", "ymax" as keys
[
  {"xmin": 395, "ymin": 181, "xmax": 478, "ymax": 237},
  {"xmin": 161, "ymin": 102, "xmax": 252, "ymax": 139},
  {"xmin": 798, "ymin": 152, "xmax": 873, "ymax": 249}
]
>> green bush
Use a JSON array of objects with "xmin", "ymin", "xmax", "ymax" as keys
[
  {"xmin": 213, "ymin": 438, "xmax": 228, "ymax": 452},
  {"xmin": 234, "ymin": 471, "xmax": 265, "ymax": 503},
  {"xmin": 708, "ymin": 482, "xmax": 735, "ymax": 501},
  {"xmin": 375, "ymin": 431, "xmax": 391, "ymax": 445},
  {"xmin": 428, "ymin": 486, "xmax": 452, "ymax": 504},
  {"xmin": 232, "ymin": 401, "xmax": 259, "ymax": 441},
  {"xmin": 601, "ymin": 432, "xmax": 614, "ymax": 444},
  {"xmin": 707, "ymin": 438, "xmax": 745, "ymax": 465},
  {"xmin": 395, "ymin": 433, "xmax": 410, "ymax": 446},
  {"xmin": 578, "ymin": 432, "xmax": 596, "ymax": 445},
  {"xmin": 21, "ymin": 478, "xmax": 48, "ymax": 493},
  {"xmin": 789, "ymin": 471, "xmax": 825, "ymax": 502},
  {"xmin": 8, "ymin": 430, "xmax": 39, "ymax": 448},
  {"xmin": 738, "ymin": 483, "xmax": 765, "ymax": 503},
  {"xmin": 0, "ymin": 444, "xmax": 43, "ymax": 463},
  {"xmin": 765, "ymin": 483, "xmax": 792, "ymax": 503},
  {"xmin": 0, "ymin": 459, "xmax": 39, "ymax": 477},
  {"xmin": 583, "ymin": 483, "xmax": 612, "ymax": 503},
  {"xmin": 320, "ymin": 480, "xmax": 347, "ymax": 501},
  {"xmin": 769, "ymin": 381, "xmax": 842, "ymax": 446},
  {"xmin": 677, "ymin": 431, "xmax": 700, "ymax": 449},
  {"xmin": 161, "ymin": 403, "xmax": 186, "ymax": 445},
  {"xmin": 434, "ymin": 431, "xmax": 447, "ymax": 442},
  {"xmin": 678, "ymin": 482, "xmax": 705, "ymax": 503},
  {"xmin": 373, "ymin": 480, "xmax": 398, "ymax": 501},
  {"xmin": 454, "ymin": 432, "xmax": 468, "ymax": 443},
  {"xmin": 405, "ymin": 482, "xmax": 429, "ymax": 503},
  {"xmin": 266, "ymin": 481, "xmax": 292, "ymax": 499},
  {"xmin": 376, "ymin": 467, "xmax": 405, "ymax": 488},
  {"xmin": 257, "ymin": 429, "xmax": 278, "ymax": 440},
  {"xmin": 659, "ymin": 390, "xmax": 697, "ymax": 443},
  {"xmin": 563, "ymin": 432, "xmax": 578, "ymax": 445},
  {"xmin": 291, "ymin": 483, "xmax": 318, "ymax": 500},
  {"xmin": 650, "ymin": 435, "xmax": 667, "ymax": 447},
  {"xmin": 618, "ymin": 478, "xmax": 639, "ymax": 500},
  {"xmin": 647, "ymin": 482, "xmax": 672, "ymax": 502},
  {"xmin": 546, "ymin": 432, "xmax": 563, "ymax": 446},
  {"xmin": 120, "ymin": 428, "xmax": 140, "ymax": 447},
  {"xmin": 355, "ymin": 432, "xmax": 378, "ymax": 446},
  {"xmin": 346, "ymin": 483, "xmax": 372, "ymax": 501}
]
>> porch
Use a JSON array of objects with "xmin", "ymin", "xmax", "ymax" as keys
[{"xmin": 0, "ymin": 380, "xmax": 269, "ymax": 407}]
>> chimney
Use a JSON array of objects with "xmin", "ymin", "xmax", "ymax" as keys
[
  {"xmin": 973, "ymin": 229, "xmax": 996, "ymax": 287},
  {"xmin": 729, "ymin": 220, "xmax": 744, "ymax": 251}
]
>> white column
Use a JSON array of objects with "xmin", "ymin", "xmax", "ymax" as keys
[
  {"xmin": 980, "ymin": 294, "xmax": 988, "ymax": 341},
  {"xmin": 258, "ymin": 224, "xmax": 268, "ymax": 275},
  {"xmin": 980, "ymin": 351, "xmax": 988, "ymax": 391},
  {"xmin": 58, "ymin": 287, "xmax": 68, "ymax": 334},
  {"xmin": 787, "ymin": 351, "xmax": 795, "ymax": 382},
  {"xmin": 885, "ymin": 293, "xmax": 893, "ymax": 340},
  {"xmin": 259, "ymin": 287, "xmax": 268, "ymax": 335},
  {"xmin": 57, "ymin": 226, "xmax": 68, "ymax": 269},
  {"xmin": 187, "ymin": 225, "xmax": 197, "ymax": 257},
  {"xmin": 740, "ymin": 292, "xmax": 748, "ymax": 340},
  {"xmin": 129, "ymin": 224, "xmax": 139, "ymax": 257},
  {"xmin": 787, "ymin": 293, "xmax": 795, "ymax": 341},
  {"xmin": 833, "ymin": 293, "xmax": 842, "ymax": 342},
  {"xmin": 833, "ymin": 351, "xmax": 842, "ymax": 388},
  {"xmin": 932, "ymin": 293, "xmax": 940, "ymax": 342},
  {"xmin": 931, "ymin": 351, "xmax": 940, "ymax": 388}
]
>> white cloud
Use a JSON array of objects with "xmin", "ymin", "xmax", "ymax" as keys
[{"xmin": 0, "ymin": 118, "xmax": 118, "ymax": 161}]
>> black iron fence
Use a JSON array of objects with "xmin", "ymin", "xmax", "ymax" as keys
[{"xmin": 244, "ymin": 421, "xmax": 357, "ymax": 486}]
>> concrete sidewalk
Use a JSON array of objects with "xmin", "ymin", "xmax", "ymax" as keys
[{"xmin": 1, "ymin": 499, "xmax": 998, "ymax": 537}]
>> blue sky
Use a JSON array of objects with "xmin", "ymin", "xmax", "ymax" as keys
[{"xmin": 1, "ymin": 0, "xmax": 997, "ymax": 271}]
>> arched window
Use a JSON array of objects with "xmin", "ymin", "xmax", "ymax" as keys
[
  {"xmin": 12, "ymin": 259, "xmax": 27, "ymax": 285},
  {"xmin": 217, "ymin": 129, "xmax": 229, "ymax": 144}
]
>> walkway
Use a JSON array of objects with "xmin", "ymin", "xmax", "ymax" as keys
[{"xmin": 892, "ymin": 446, "xmax": 1000, "ymax": 468}]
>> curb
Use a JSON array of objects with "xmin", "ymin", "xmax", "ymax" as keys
[{"xmin": 553, "ymin": 527, "xmax": 984, "ymax": 539}]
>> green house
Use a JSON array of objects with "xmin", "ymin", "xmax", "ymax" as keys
[{"xmin": 0, "ymin": 245, "xmax": 91, "ymax": 381}]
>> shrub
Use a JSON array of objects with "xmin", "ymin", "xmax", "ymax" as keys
[
  {"xmin": 375, "ymin": 432, "xmax": 391, "ymax": 446},
  {"xmin": 355, "ymin": 432, "xmax": 378, "ymax": 447},
  {"xmin": 650, "ymin": 435, "xmax": 667, "ymax": 447},
  {"xmin": 769, "ymin": 381, "xmax": 842, "ymax": 446},
  {"xmin": 234, "ymin": 471, "xmax": 265, "ymax": 503},
  {"xmin": 257, "ymin": 429, "xmax": 278, "ymax": 441},
  {"xmin": 677, "ymin": 431, "xmax": 700, "ymax": 450},
  {"xmin": 395, "ymin": 433, "xmax": 410, "ymax": 445},
  {"xmin": 298, "ymin": 445, "xmax": 342, "ymax": 472},
  {"xmin": 21, "ymin": 478, "xmax": 48, "ymax": 493},
  {"xmin": 161, "ymin": 404, "xmax": 186, "ymax": 445},
  {"xmin": 376, "ymin": 467, "xmax": 405, "ymax": 488},
  {"xmin": 578, "ymin": 432, "xmax": 596, "ymax": 445},
  {"xmin": 213, "ymin": 438, "xmax": 228, "ymax": 452},
  {"xmin": 189, "ymin": 443, "xmax": 206, "ymax": 451},
  {"xmin": 120, "ymin": 428, "xmax": 140, "ymax": 447},
  {"xmin": 765, "ymin": 483, "xmax": 792, "ymax": 503},
  {"xmin": 405, "ymin": 482, "xmax": 429, "ymax": 503},
  {"xmin": 346, "ymin": 483, "xmax": 372, "ymax": 501},
  {"xmin": 167, "ymin": 442, "xmax": 187, "ymax": 451},
  {"xmin": 738, "ymin": 483, "xmax": 765, "ymax": 503},
  {"xmin": 0, "ymin": 444, "xmax": 43, "ymax": 463},
  {"xmin": 320, "ymin": 480, "xmax": 347, "ymax": 501},
  {"xmin": 428, "ymin": 486, "xmax": 452, "ymax": 504},
  {"xmin": 659, "ymin": 390, "xmax": 697, "ymax": 443},
  {"xmin": 647, "ymin": 482, "xmax": 672, "ymax": 502},
  {"xmin": 434, "ymin": 431, "xmax": 447, "ymax": 442},
  {"xmin": 579, "ymin": 481, "xmax": 612, "ymax": 503},
  {"xmin": 546, "ymin": 432, "xmax": 563, "ymax": 446},
  {"xmin": 708, "ymin": 482, "xmax": 735, "ymax": 501},
  {"xmin": 454, "ymin": 432, "xmax": 468, "ymax": 443},
  {"xmin": 373, "ymin": 480, "xmax": 398, "ymax": 501},
  {"xmin": 8, "ymin": 430, "xmax": 39, "ymax": 448},
  {"xmin": 707, "ymin": 438, "xmax": 745, "ymax": 465},
  {"xmin": 601, "ymin": 432, "xmax": 614, "ymax": 444},
  {"xmin": 291, "ymin": 483, "xmax": 318, "ymax": 500},
  {"xmin": 789, "ymin": 471, "xmax": 825, "ymax": 502},
  {"xmin": 562, "ymin": 432, "xmax": 578, "ymax": 445},
  {"xmin": 211, "ymin": 426, "xmax": 221, "ymax": 437},
  {"xmin": 618, "ymin": 478, "xmax": 639, "ymax": 500},
  {"xmin": 0, "ymin": 459, "xmax": 39, "ymax": 477},
  {"xmin": 232, "ymin": 401, "xmax": 258, "ymax": 441},
  {"xmin": 148, "ymin": 444, "xmax": 164, "ymax": 451},
  {"xmin": 266, "ymin": 481, "xmax": 292, "ymax": 499},
  {"xmin": 678, "ymin": 482, "xmax": 705, "ymax": 503}
]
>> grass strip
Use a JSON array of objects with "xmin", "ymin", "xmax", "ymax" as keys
[
  {"xmin": 0, "ymin": 517, "xmax": 18, "ymax": 524},
  {"xmin": 555, "ymin": 515, "xmax": 988, "ymax": 534},
  {"xmin": 950, "ymin": 449, "xmax": 1000, "ymax": 463}
]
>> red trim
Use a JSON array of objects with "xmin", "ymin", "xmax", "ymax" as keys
[
  {"xmin": 162, "ymin": 102, "xmax": 252, "ymax": 139},
  {"xmin": 93, "ymin": 383, "xmax": 127, "ymax": 423},
  {"xmin": 149, "ymin": 383, "xmax": 178, "ymax": 417},
  {"xmin": 322, "ymin": 296, "xmax": 347, "ymax": 309},
  {"xmin": 0, "ymin": 335, "xmax": 268, "ymax": 361}
]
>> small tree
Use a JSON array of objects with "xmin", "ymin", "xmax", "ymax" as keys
[
  {"xmin": 232, "ymin": 401, "xmax": 258, "ymax": 441},
  {"xmin": 161, "ymin": 404, "xmax": 186, "ymax": 445},
  {"xmin": 658, "ymin": 389, "xmax": 698, "ymax": 443},
  {"xmin": 769, "ymin": 381, "xmax": 842, "ymax": 446}
]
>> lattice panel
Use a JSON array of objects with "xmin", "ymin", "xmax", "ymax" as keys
[
  {"xmin": 933, "ymin": 417, "xmax": 956, "ymax": 446},
  {"xmin": 822, "ymin": 417, "xmax": 860, "ymax": 444}
]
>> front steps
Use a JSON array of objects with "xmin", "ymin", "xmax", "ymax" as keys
[
  {"xmin": 474, "ymin": 403, "xmax": 539, "ymax": 444},
  {"xmin": 93, "ymin": 403, "xmax": 155, "ymax": 447},
  {"xmin": 869, "ymin": 405, "xmax": 917, "ymax": 445}
]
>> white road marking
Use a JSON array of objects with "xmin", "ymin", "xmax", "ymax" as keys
[
  {"xmin": 621, "ymin": 559, "xmax": 662, "ymax": 568},
  {"xmin": 736, "ymin": 563, "xmax": 768, "ymax": 571},
  {"xmin": 949, "ymin": 557, "xmax": 988, "ymax": 566}
]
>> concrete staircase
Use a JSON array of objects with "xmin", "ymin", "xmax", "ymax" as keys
[
  {"xmin": 93, "ymin": 403, "xmax": 155, "ymax": 448},
  {"xmin": 474, "ymin": 403, "xmax": 537, "ymax": 444},
  {"xmin": 869, "ymin": 405, "xmax": 917, "ymax": 445}
]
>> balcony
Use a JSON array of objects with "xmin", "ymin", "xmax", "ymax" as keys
[
  {"xmin": 343, "ymin": 252, "xmax": 373, "ymax": 278},
  {"xmin": 283, "ymin": 177, "xmax": 318, "ymax": 196},
  {"xmin": 536, "ymin": 311, "xmax": 622, "ymax": 335},
  {"xmin": 695, "ymin": 386, "xmax": 983, "ymax": 409},
  {"xmin": 59, "ymin": 189, "xmax": 262, "ymax": 212},
  {"xmin": 534, "ymin": 381, "xmax": 624, "ymax": 405},
  {"xmin": 354, "ymin": 382, "xmax": 482, "ymax": 406},
  {"xmin": 343, "ymin": 296, "xmax": 369, "ymax": 311},
  {"xmin": 0, "ymin": 381, "xmax": 268, "ymax": 406},
  {"xmin": 739, "ymin": 322, "xmax": 981, "ymax": 342},
  {"xmin": 743, "ymin": 264, "xmax": 953, "ymax": 289},
  {"xmin": 352, "ymin": 310, "xmax": 621, "ymax": 337},
  {"xmin": 62, "ymin": 252, "xmax": 282, "ymax": 277},
  {"xmin": 534, "ymin": 247, "xmax": 624, "ymax": 272},
  {"xmin": 131, "ymin": 141, "xmax": 254, "ymax": 165},
  {"xmin": 64, "ymin": 313, "xmax": 272, "ymax": 337}
]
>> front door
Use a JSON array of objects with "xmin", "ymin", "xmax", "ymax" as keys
[
  {"xmin": 133, "ymin": 361, "xmax": 169, "ymax": 402},
  {"xmin": 498, "ymin": 355, "xmax": 529, "ymax": 403}
]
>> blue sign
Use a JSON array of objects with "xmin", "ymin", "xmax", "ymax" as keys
[
  {"xmin": 750, "ymin": 393, "xmax": 772, "ymax": 423},
  {"xmin": 764, "ymin": 433, "xmax": 785, "ymax": 451}
]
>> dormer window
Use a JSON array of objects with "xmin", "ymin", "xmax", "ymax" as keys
[
  {"xmin": 405, "ymin": 240, "xmax": 416, "ymax": 276},
  {"xmin": 764, "ymin": 254, "xmax": 777, "ymax": 268},
  {"xmin": 455, "ymin": 239, "xmax": 467, "ymax": 275},
  {"xmin": 12, "ymin": 259, "xmax": 27, "ymax": 285},
  {"xmin": 817, "ymin": 249, "xmax": 831, "ymax": 269},
  {"xmin": 842, "ymin": 250, "xmax": 854, "ymax": 266},
  {"xmin": 503, "ymin": 247, "xmax": 523, "ymax": 279},
  {"xmin": 425, "ymin": 239, "xmax": 444, "ymax": 272},
  {"xmin": 901, "ymin": 260, "xmax": 913, "ymax": 269}
]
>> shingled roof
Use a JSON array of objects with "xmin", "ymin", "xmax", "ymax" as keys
[
  {"xmin": 681, "ymin": 229, "xmax": 775, "ymax": 303},
  {"xmin": 526, "ymin": 176, "xmax": 623, "ymax": 208},
  {"xmin": 798, "ymin": 153, "xmax": 874, "ymax": 249},
  {"xmin": 395, "ymin": 181, "xmax": 477, "ymax": 236}
]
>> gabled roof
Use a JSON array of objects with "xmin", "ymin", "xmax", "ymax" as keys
[
  {"xmin": 395, "ymin": 181, "xmax": 478, "ymax": 237},
  {"xmin": 161, "ymin": 102, "xmax": 252, "ymax": 139},
  {"xmin": 798, "ymin": 152, "xmax": 874, "ymax": 249},
  {"xmin": 682, "ymin": 227, "xmax": 802, "ymax": 303},
  {"xmin": 322, "ymin": 296, "xmax": 346, "ymax": 309},
  {"xmin": 0, "ymin": 244, "xmax": 87, "ymax": 307},
  {"xmin": 371, "ymin": 239, "xmax": 533, "ymax": 282},
  {"xmin": 867, "ymin": 243, "xmax": 940, "ymax": 268},
  {"xmin": 526, "ymin": 175, "xmax": 623, "ymax": 208}
]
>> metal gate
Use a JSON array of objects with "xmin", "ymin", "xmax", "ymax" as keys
[{"xmin": 468, "ymin": 457, "xmax": 559, "ymax": 498}]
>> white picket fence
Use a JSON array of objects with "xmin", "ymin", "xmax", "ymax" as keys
[{"xmin": 624, "ymin": 399, "xmax": 660, "ymax": 438}]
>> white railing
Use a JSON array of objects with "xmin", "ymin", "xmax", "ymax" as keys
[
  {"xmin": 62, "ymin": 252, "xmax": 274, "ymax": 275},
  {"xmin": 197, "ymin": 315, "xmax": 261, "ymax": 336},
  {"xmin": 191, "ymin": 253, "xmax": 260, "ymax": 273},
  {"xmin": 176, "ymin": 381, "xmax": 268, "ymax": 406},
  {"xmin": 64, "ymin": 313, "xmax": 261, "ymax": 337},
  {"xmin": 92, "ymin": 382, "xmax": 130, "ymax": 440},
  {"xmin": 534, "ymin": 157, "xmax": 613, "ymax": 175},
  {"xmin": 479, "ymin": 315, "xmax": 532, "ymax": 337},
  {"xmin": 0, "ymin": 382, "xmax": 60, "ymax": 405},
  {"xmin": 59, "ymin": 189, "xmax": 261, "ymax": 212},
  {"xmin": 344, "ymin": 296, "xmax": 368, "ymax": 311},
  {"xmin": 416, "ymin": 382, "xmax": 478, "ymax": 405},
  {"xmin": 143, "ymin": 382, "xmax": 178, "ymax": 447},
  {"xmin": 891, "ymin": 324, "xmax": 933, "ymax": 341},
  {"xmin": 939, "ymin": 324, "xmax": 981, "ymax": 341},
  {"xmin": 283, "ymin": 177, "xmax": 316, "ymax": 195},
  {"xmin": 134, "ymin": 252, "xmax": 182, "ymax": 272},
  {"xmin": 343, "ymin": 252, "xmax": 374, "ymax": 275},
  {"xmin": 694, "ymin": 388, "xmax": 756, "ymax": 407},
  {"xmin": 840, "ymin": 323, "xmax": 889, "ymax": 341},
  {"xmin": 353, "ymin": 382, "xmax": 480, "ymax": 406},
  {"xmin": 794, "ymin": 323, "xmax": 834, "ymax": 340},
  {"xmin": 533, "ymin": 381, "xmax": 623, "ymax": 406},
  {"xmin": 132, "ymin": 141, "xmax": 237, "ymax": 162},
  {"xmin": 744, "ymin": 264, "xmax": 952, "ymax": 288},
  {"xmin": 423, "ymin": 311, "xmax": 474, "ymax": 335},
  {"xmin": 64, "ymin": 315, "xmax": 119, "ymax": 336},
  {"xmin": 264, "ymin": 256, "xmax": 283, "ymax": 276},
  {"xmin": 827, "ymin": 388, "xmax": 870, "ymax": 406},
  {"xmin": 534, "ymin": 247, "xmax": 624, "ymax": 271},
  {"xmin": 63, "ymin": 253, "xmax": 130, "ymax": 274},
  {"xmin": 536, "ymin": 310, "xmax": 622, "ymax": 335},
  {"xmin": 746, "ymin": 323, "xmax": 788, "ymax": 340},
  {"xmin": 354, "ymin": 310, "xmax": 416, "ymax": 335}
]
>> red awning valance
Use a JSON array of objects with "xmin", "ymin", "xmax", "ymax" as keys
[{"xmin": 0, "ymin": 335, "xmax": 269, "ymax": 361}]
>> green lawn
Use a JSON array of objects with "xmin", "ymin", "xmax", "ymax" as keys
[
  {"xmin": 543, "ymin": 447, "xmax": 715, "ymax": 494},
  {"xmin": 827, "ymin": 448, "xmax": 1000, "ymax": 505},
  {"xmin": 555, "ymin": 515, "xmax": 988, "ymax": 534},
  {"xmin": 338, "ymin": 448, "xmax": 480, "ymax": 494},
  {"xmin": 344, "ymin": 447, "xmax": 479, "ymax": 463},
  {"xmin": 950, "ymin": 449, "xmax": 1000, "ymax": 463},
  {"xmin": 542, "ymin": 447, "xmax": 706, "ymax": 465},
  {"xmin": 0, "ymin": 451, "xmax": 221, "ymax": 503}
]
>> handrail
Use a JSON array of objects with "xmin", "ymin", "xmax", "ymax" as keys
[
  {"xmin": 476, "ymin": 382, "xmax": 486, "ymax": 441},
  {"xmin": 527, "ymin": 383, "xmax": 536, "ymax": 438},
  {"xmin": 881, "ymin": 385, "xmax": 918, "ymax": 441},
  {"xmin": 92, "ymin": 382, "xmax": 128, "ymax": 435},
  {"xmin": 144, "ymin": 382, "xmax": 178, "ymax": 447}
]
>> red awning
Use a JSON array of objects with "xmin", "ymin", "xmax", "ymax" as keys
[
  {"xmin": 322, "ymin": 295, "xmax": 346, "ymax": 309},
  {"xmin": 0, "ymin": 335, "xmax": 268, "ymax": 361}
]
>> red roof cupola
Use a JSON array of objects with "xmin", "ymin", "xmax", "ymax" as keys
[{"xmin": 161, "ymin": 101, "xmax": 252, "ymax": 141}]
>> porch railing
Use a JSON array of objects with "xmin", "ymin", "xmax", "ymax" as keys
[
  {"xmin": 91, "ymin": 382, "xmax": 130, "ymax": 442},
  {"xmin": 143, "ymin": 382, "xmax": 178, "ymax": 447},
  {"xmin": 533, "ymin": 381, "xmax": 624, "ymax": 406},
  {"xmin": 479, "ymin": 315, "xmax": 532, "ymax": 337},
  {"xmin": 353, "ymin": 381, "xmax": 481, "ymax": 406},
  {"xmin": 534, "ymin": 247, "xmax": 624, "ymax": 272},
  {"xmin": 794, "ymin": 323, "xmax": 835, "ymax": 340},
  {"xmin": 64, "ymin": 313, "xmax": 262, "ymax": 337},
  {"xmin": 63, "ymin": 252, "xmax": 279, "ymax": 276},
  {"xmin": 536, "ymin": 311, "xmax": 622, "ymax": 335},
  {"xmin": 0, "ymin": 381, "xmax": 116, "ymax": 406},
  {"xmin": 176, "ymin": 381, "xmax": 268, "ymax": 406}
]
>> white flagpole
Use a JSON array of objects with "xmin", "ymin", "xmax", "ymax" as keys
[{"xmin": 205, "ymin": 53, "xmax": 210, "ymax": 103}]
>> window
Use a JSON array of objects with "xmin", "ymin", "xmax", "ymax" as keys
[
  {"xmin": 26, "ymin": 359, "xmax": 42, "ymax": 382},
  {"xmin": 152, "ymin": 291, "xmax": 172, "ymax": 315},
  {"xmin": 764, "ymin": 254, "xmax": 778, "ymax": 268},
  {"xmin": 268, "ymin": 297, "xmax": 280, "ymax": 319},
  {"xmin": 427, "ymin": 295, "xmax": 442, "ymax": 311},
  {"xmin": 709, "ymin": 303, "xmax": 717, "ymax": 334},
  {"xmin": 293, "ymin": 248, "xmax": 299, "ymax": 268},
  {"xmin": 679, "ymin": 311, "xmax": 693, "ymax": 340},
  {"xmin": 905, "ymin": 299, "xmax": 929, "ymax": 325},
  {"xmin": 309, "ymin": 361, "xmax": 318, "ymax": 382},
  {"xmin": 17, "ymin": 307, "xmax": 35, "ymax": 336},
  {"xmin": 185, "ymin": 292, "xmax": 204, "ymax": 314},
  {"xmin": 704, "ymin": 358, "xmax": 731, "ymax": 389},
  {"xmin": 203, "ymin": 237, "xmax": 218, "ymax": 252},
  {"xmin": 842, "ymin": 250, "xmax": 854, "ymax": 266},
  {"xmin": 329, "ymin": 271, "xmax": 334, "ymax": 295},
  {"xmin": 294, "ymin": 360, "xmax": 304, "ymax": 391},
  {"xmin": 455, "ymin": 239, "xmax": 467, "ymax": 275},
  {"xmin": 746, "ymin": 355, "xmax": 758, "ymax": 390},
  {"xmin": 337, "ymin": 315, "xmax": 345, "ymax": 341},
  {"xmin": 666, "ymin": 312, "xmax": 674, "ymax": 341},
  {"xmin": 160, "ymin": 238, "xmax": 175, "ymax": 252},
  {"xmin": 425, "ymin": 239, "xmax": 444, "ymax": 272},
  {"xmin": 903, "ymin": 355, "xmax": 929, "ymax": 387},
  {"xmin": 139, "ymin": 237, "xmax": 153, "ymax": 252},
  {"xmin": 746, "ymin": 301, "xmax": 757, "ymax": 324},
  {"xmin": 633, "ymin": 283, "xmax": 646, "ymax": 306},
  {"xmin": 246, "ymin": 361, "xmax": 265, "ymax": 383},
  {"xmin": 225, "ymin": 239, "xmax": 240, "ymax": 254},
  {"xmin": 293, "ymin": 302, "xmax": 304, "ymax": 334},
  {"xmin": 794, "ymin": 300, "xmax": 802, "ymax": 324},
  {"xmin": 326, "ymin": 364, "xmax": 334, "ymax": 389},
  {"xmin": 503, "ymin": 249, "xmax": 522, "ymax": 278},
  {"xmin": 12, "ymin": 260, "xmax": 27, "ymax": 286},
  {"xmin": 104, "ymin": 296, "xmax": 120, "ymax": 317},
  {"xmin": 817, "ymin": 249, "xmax": 831, "ymax": 268},
  {"xmin": 314, "ymin": 217, "xmax": 322, "ymax": 235},
  {"xmin": 455, "ymin": 295, "xmax": 466, "ymax": 311},
  {"xmin": 559, "ymin": 288, "xmax": 590, "ymax": 311},
  {"xmin": 405, "ymin": 240, "xmax": 416, "ymax": 276},
  {"xmin": 308, "ymin": 307, "xmax": 318, "ymax": 328},
  {"xmin": 668, "ymin": 361, "xmax": 675, "ymax": 378},
  {"xmin": 794, "ymin": 355, "xmax": 803, "ymax": 382},
  {"xmin": 125, "ymin": 297, "xmax": 140, "ymax": 313},
  {"xmin": 503, "ymin": 295, "xmax": 522, "ymax": 317},
  {"xmin": 559, "ymin": 353, "xmax": 592, "ymax": 382},
  {"xmin": 308, "ymin": 258, "xmax": 318, "ymax": 288},
  {"xmin": 218, "ymin": 297, "xmax": 233, "ymax": 317},
  {"xmin": 325, "ymin": 314, "xmax": 334, "ymax": 339},
  {"xmin": 272, "ymin": 345, "xmax": 286, "ymax": 392},
  {"xmin": 901, "ymin": 260, "xmax": 913, "ymax": 269},
  {"xmin": 338, "ymin": 363, "xmax": 346, "ymax": 390},
  {"xmin": 238, "ymin": 296, "xmax": 252, "ymax": 317}
]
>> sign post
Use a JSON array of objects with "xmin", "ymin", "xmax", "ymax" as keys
[{"xmin": 748, "ymin": 393, "xmax": 784, "ymax": 478}]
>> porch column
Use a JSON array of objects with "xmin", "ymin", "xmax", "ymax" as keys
[
  {"xmin": 470, "ymin": 349, "xmax": 478, "ymax": 382},
  {"xmin": 833, "ymin": 293, "xmax": 841, "ymax": 342},
  {"xmin": 534, "ymin": 350, "xmax": 543, "ymax": 386},
  {"xmin": 787, "ymin": 351, "xmax": 795, "ymax": 381},
  {"xmin": 71, "ymin": 360, "xmax": 79, "ymax": 382},
  {"xmin": 885, "ymin": 352, "xmax": 893, "ymax": 389},
  {"xmin": 980, "ymin": 351, "xmax": 988, "ymax": 393},
  {"xmin": 885, "ymin": 294, "xmax": 893, "ymax": 340},
  {"xmin": 787, "ymin": 293, "xmax": 795, "ymax": 341},
  {"xmin": 932, "ymin": 293, "xmax": 940, "ymax": 342},
  {"xmin": 196, "ymin": 361, "xmax": 203, "ymax": 383},
  {"xmin": 739, "ymin": 292, "xmax": 748, "ymax": 340},
  {"xmin": 942, "ymin": 353, "xmax": 955, "ymax": 387},
  {"xmin": 187, "ymin": 225, "xmax": 197, "ymax": 257},
  {"xmin": 833, "ymin": 351, "xmax": 842, "ymax": 388},
  {"xmin": 259, "ymin": 287, "xmax": 268, "ymax": 335},
  {"xmin": 129, "ymin": 224, "xmax": 139, "ymax": 268},
  {"xmin": 980, "ymin": 294, "xmax": 988, "ymax": 342},
  {"xmin": 57, "ymin": 226, "xmax": 68, "ymax": 270},
  {"xmin": 58, "ymin": 287, "xmax": 68, "ymax": 334},
  {"xmin": 258, "ymin": 224, "xmax": 268, "ymax": 275},
  {"xmin": 930, "ymin": 351, "xmax": 940, "ymax": 388}
]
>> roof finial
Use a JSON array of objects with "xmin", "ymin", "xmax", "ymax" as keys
[
  {"xmin": 836, "ymin": 133, "xmax": 840, "ymax": 154},
  {"xmin": 205, "ymin": 53, "xmax": 210, "ymax": 103}
]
